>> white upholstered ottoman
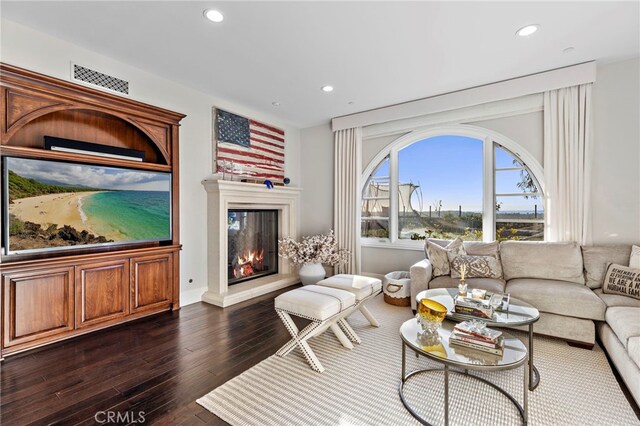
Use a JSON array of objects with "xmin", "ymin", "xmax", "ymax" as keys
[
  {"xmin": 317, "ymin": 274, "xmax": 383, "ymax": 343},
  {"xmin": 275, "ymin": 285, "xmax": 357, "ymax": 372}
]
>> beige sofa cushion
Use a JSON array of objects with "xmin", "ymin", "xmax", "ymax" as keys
[
  {"xmin": 605, "ymin": 307, "xmax": 640, "ymax": 351},
  {"xmin": 594, "ymin": 288, "xmax": 640, "ymax": 308},
  {"xmin": 582, "ymin": 245, "xmax": 632, "ymax": 289},
  {"xmin": 500, "ymin": 241, "xmax": 585, "ymax": 284},
  {"xmin": 506, "ymin": 278, "xmax": 605, "ymax": 320},
  {"xmin": 423, "ymin": 239, "xmax": 499, "ymax": 256},
  {"xmin": 465, "ymin": 241, "xmax": 500, "ymax": 256},
  {"xmin": 429, "ymin": 276, "xmax": 505, "ymax": 293},
  {"xmin": 629, "ymin": 336, "xmax": 640, "ymax": 370}
]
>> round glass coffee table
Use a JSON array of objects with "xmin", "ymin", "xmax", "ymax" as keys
[
  {"xmin": 399, "ymin": 319, "xmax": 528, "ymax": 426},
  {"xmin": 416, "ymin": 288, "xmax": 540, "ymax": 391}
]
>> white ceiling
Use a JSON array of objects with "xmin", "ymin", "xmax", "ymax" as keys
[{"xmin": 2, "ymin": 1, "xmax": 639, "ymax": 128}]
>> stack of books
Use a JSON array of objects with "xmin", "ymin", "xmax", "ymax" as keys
[
  {"xmin": 450, "ymin": 321, "xmax": 504, "ymax": 356},
  {"xmin": 454, "ymin": 296, "xmax": 494, "ymax": 319}
]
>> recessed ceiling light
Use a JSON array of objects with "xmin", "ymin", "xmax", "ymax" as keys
[
  {"xmin": 204, "ymin": 9, "xmax": 224, "ymax": 23},
  {"xmin": 563, "ymin": 47, "xmax": 575, "ymax": 54},
  {"xmin": 516, "ymin": 24, "xmax": 539, "ymax": 37},
  {"xmin": 271, "ymin": 101, "xmax": 280, "ymax": 107},
  {"xmin": 321, "ymin": 85, "xmax": 334, "ymax": 93}
]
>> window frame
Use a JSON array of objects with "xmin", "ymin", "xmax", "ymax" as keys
[{"xmin": 360, "ymin": 124, "xmax": 545, "ymax": 249}]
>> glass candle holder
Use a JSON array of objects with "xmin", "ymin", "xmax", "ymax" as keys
[
  {"xmin": 458, "ymin": 279, "xmax": 468, "ymax": 297},
  {"xmin": 417, "ymin": 329, "xmax": 448, "ymax": 359}
]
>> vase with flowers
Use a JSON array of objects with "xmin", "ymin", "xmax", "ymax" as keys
[{"xmin": 278, "ymin": 230, "xmax": 350, "ymax": 285}]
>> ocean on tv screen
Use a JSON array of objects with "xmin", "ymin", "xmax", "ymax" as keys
[{"xmin": 6, "ymin": 157, "xmax": 171, "ymax": 253}]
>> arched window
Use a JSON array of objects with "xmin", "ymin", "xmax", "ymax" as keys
[{"xmin": 361, "ymin": 126, "xmax": 544, "ymax": 246}]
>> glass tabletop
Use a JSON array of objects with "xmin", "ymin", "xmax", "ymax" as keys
[
  {"xmin": 400, "ymin": 319, "xmax": 527, "ymax": 370},
  {"xmin": 416, "ymin": 288, "xmax": 540, "ymax": 326}
]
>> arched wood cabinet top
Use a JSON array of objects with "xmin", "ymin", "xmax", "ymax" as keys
[
  {"xmin": 0, "ymin": 63, "xmax": 185, "ymax": 166},
  {"xmin": 0, "ymin": 65, "xmax": 184, "ymax": 360}
]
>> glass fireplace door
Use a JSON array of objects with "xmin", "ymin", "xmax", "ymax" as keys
[{"xmin": 227, "ymin": 209, "xmax": 278, "ymax": 285}]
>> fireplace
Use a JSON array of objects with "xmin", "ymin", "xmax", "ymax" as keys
[
  {"xmin": 227, "ymin": 209, "xmax": 278, "ymax": 285},
  {"xmin": 202, "ymin": 179, "xmax": 301, "ymax": 307}
]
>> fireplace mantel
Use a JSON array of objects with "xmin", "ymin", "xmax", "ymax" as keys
[{"xmin": 201, "ymin": 179, "xmax": 302, "ymax": 307}]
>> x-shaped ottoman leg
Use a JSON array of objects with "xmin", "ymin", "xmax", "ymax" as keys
[
  {"xmin": 337, "ymin": 319, "xmax": 362, "ymax": 344},
  {"xmin": 276, "ymin": 310, "xmax": 325, "ymax": 372},
  {"xmin": 359, "ymin": 305, "xmax": 380, "ymax": 327}
]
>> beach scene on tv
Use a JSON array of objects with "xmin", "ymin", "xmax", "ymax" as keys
[{"xmin": 6, "ymin": 157, "xmax": 171, "ymax": 253}]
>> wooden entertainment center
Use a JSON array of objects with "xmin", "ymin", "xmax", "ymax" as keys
[{"xmin": 0, "ymin": 64, "xmax": 185, "ymax": 359}]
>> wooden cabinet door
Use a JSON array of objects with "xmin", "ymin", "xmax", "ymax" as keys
[
  {"xmin": 75, "ymin": 259, "xmax": 129, "ymax": 329},
  {"xmin": 2, "ymin": 267, "xmax": 74, "ymax": 349},
  {"xmin": 130, "ymin": 253, "xmax": 173, "ymax": 314}
]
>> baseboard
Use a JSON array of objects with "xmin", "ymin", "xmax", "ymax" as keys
[{"xmin": 180, "ymin": 286, "xmax": 209, "ymax": 307}]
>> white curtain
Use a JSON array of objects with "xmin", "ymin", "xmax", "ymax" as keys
[
  {"xmin": 543, "ymin": 83, "xmax": 593, "ymax": 244},
  {"xmin": 334, "ymin": 127, "xmax": 362, "ymax": 274}
]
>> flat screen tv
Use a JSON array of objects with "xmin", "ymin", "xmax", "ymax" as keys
[{"xmin": 2, "ymin": 156, "xmax": 172, "ymax": 255}]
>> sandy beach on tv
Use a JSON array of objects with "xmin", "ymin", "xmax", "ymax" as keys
[
  {"xmin": 6, "ymin": 157, "xmax": 173, "ymax": 252},
  {"xmin": 8, "ymin": 191, "xmax": 121, "ymax": 240}
]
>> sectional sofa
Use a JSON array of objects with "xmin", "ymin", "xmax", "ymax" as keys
[{"xmin": 410, "ymin": 240, "xmax": 640, "ymax": 406}]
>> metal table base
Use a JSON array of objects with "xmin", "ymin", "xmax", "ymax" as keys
[
  {"xmin": 528, "ymin": 323, "xmax": 540, "ymax": 391},
  {"xmin": 399, "ymin": 342, "xmax": 528, "ymax": 426}
]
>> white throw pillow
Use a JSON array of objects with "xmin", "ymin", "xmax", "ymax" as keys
[
  {"xmin": 425, "ymin": 238, "xmax": 466, "ymax": 277},
  {"xmin": 630, "ymin": 245, "xmax": 640, "ymax": 269}
]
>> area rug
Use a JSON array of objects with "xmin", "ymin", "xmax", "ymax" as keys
[{"xmin": 197, "ymin": 295, "xmax": 639, "ymax": 425}]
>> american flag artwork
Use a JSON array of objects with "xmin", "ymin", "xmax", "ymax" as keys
[{"xmin": 215, "ymin": 109, "xmax": 285, "ymax": 181}]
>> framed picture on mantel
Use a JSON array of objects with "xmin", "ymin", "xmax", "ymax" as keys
[{"xmin": 212, "ymin": 108, "xmax": 285, "ymax": 181}]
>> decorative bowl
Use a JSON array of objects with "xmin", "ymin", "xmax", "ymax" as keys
[{"xmin": 417, "ymin": 298, "xmax": 448, "ymax": 333}]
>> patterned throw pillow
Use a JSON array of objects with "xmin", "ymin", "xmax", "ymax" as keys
[
  {"xmin": 448, "ymin": 253, "xmax": 504, "ymax": 279},
  {"xmin": 425, "ymin": 238, "xmax": 466, "ymax": 277},
  {"xmin": 630, "ymin": 245, "xmax": 640, "ymax": 269},
  {"xmin": 603, "ymin": 263, "xmax": 640, "ymax": 300}
]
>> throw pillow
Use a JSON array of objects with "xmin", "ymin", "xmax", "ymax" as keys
[
  {"xmin": 425, "ymin": 238, "xmax": 466, "ymax": 277},
  {"xmin": 603, "ymin": 263, "xmax": 640, "ymax": 300},
  {"xmin": 630, "ymin": 245, "xmax": 640, "ymax": 269},
  {"xmin": 448, "ymin": 253, "xmax": 504, "ymax": 279}
]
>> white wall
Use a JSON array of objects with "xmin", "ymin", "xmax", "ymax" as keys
[
  {"xmin": 0, "ymin": 19, "xmax": 301, "ymax": 306},
  {"xmin": 300, "ymin": 58, "xmax": 639, "ymax": 276},
  {"xmin": 592, "ymin": 58, "xmax": 640, "ymax": 244},
  {"xmin": 361, "ymin": 247, "xmax": 424, "ymax": 277},
  {"xmin": 299, "ymin": 123, "xmax": 334, "ymax": 236}
]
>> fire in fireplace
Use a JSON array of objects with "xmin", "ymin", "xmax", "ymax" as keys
[{"xmin": 228, "ymin": 209, "xmax": 278, "ymax": 285}]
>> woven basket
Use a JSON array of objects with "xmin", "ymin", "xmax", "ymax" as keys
[{"xmin": 383, "ymin": 271, "xmax": 411, "ymax": 307}]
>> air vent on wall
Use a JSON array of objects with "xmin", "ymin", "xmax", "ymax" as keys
[{"xmin": 71, "ymin": 63, "xmax": 129, "ymax": 95}]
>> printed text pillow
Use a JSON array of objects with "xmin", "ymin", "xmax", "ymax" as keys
[{"xmin": 603, "ymin": 263, "xmax": 640, "ymax": 300}]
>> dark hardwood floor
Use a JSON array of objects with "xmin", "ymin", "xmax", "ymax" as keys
[{"xmin": 0, "ymin": 285, "xmax": 303, "ymax": 425}]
